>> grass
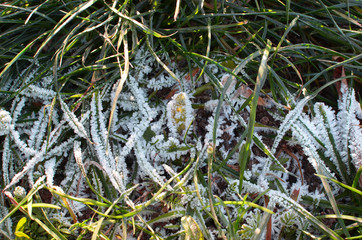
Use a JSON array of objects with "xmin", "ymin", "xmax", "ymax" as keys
[{"xmin": 0, "ymin": 0, "xmax": 361, "ymax": 239}]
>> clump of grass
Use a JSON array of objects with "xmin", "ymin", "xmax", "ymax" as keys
[{"xmin": 0, "ymin": 0, "xmax": 361, "ymax": 239}]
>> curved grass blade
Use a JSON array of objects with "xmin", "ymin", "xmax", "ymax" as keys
[
  {"xmin": 34, "ymin": 0, "xmax": 98, "ymax": 58},
  {"xmin": 352, "ymin": 165, "xmax": 362, "ymax": 190},
  {"xmin": 106, "ymin": 4, "xmax": 168, "ymax": 38},
  {"xmin": 0, "ymin": 179, "xmax": 46, "ymax": 226},
  {"xmin": 239, "ymin": 39, "xmax": 271, "ymax": 193},
  {"xmin": 278, "ymin": 193, "xmax": 343, "ymax": 240},
  {"xmin": 145, "ymin": 35, "xmax": 180, "ymax": 85},
  {"xmin": 317, "ymin": 214, "xmax": 362, "ymax": 224},
  {"xmin": 59, "ymin": 97, "xmax": 91, "ymax": 142},
  {"xmin": 316, "ymin": 169, "xmax": 350, "ymax": 238},
  {"xmin": 317, "ymin": 174, "xmax": 362, "ymax": 196},
  {"xmin": 0, "ymin": 33, "xmax": 47, "ymax": 80},
  {"xmin": 181, "ymin": 215, "xmax": 204, "ymax": 240},
  {"xmin": 106, "ymin": 25, "xmax": 129, "ymax": 155},
  {"xmin": 212, "ymin": 200, "xmax": 274, "ymax": 215},
  {"xmin": 0, "ymin": 3, "xmax": 56, "ymax": 24},
  {"xmin": 92, "ymin": 194, "xmax": 125, "ymax": 240}
]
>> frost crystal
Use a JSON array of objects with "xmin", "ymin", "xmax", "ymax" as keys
[
  {"xmin": 22, "ymin": 85, "xmax": 56, "ymax": 101},
  {"xmin": 272, "ymin": 96, "xmax": 311, "ymax": 154},
  {"xmin": 13, "ymin": 186, "xmax": 27, "ymax": 201},
  {"xmin": 167, "ymin": 92, "xmax": 193, "ymax": 137},
  {"xmin": 4, "ymin": 44, "xmax": 358, "ymax": 239},
  {"xmin": 0, "ymin": 109, "xmax": 11, "ymax": 136},
  {"xmin": 60, "ymin": 98, "xmax": 89, "ymax": 140}
]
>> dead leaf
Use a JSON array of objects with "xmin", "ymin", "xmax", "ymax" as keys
[
  {"xmin": 264, "ymin": 195, "xmax": 272, "ymax": 240},
  {"xmin": 185, "ymin": 68, "xmax": 200, "ymax": 81},
  {"xmin": 234, "ymin": 85, "xmax": 267, "ymax": 106},
  {"xmin": 290, "ymin": 188, "xmax": 300, "ymax": 202}
]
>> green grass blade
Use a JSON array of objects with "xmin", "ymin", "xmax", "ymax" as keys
[
  {"xmin": 317, "ymin": 174, "xmax": 362, "ymax": 196},
  {"xmin": 239, "ymin": 39, "xmax": 271, "ymax": 193},
  {"xmin": 352, "ymin": 165, "xmax": 362, "ymax": 190},
  {"xmin": 278, "ymin": 193, "xmax": 343, "ymax": 240},
  {"xmin": 34, "ymin": 0, "xmax": 98, "ymax": 58},
  {"xmin": 92, "ymin": 194, "xmax": 124, "ymax": 240},
  {"xmin": 317, "ymin": 169, "xmax": 350, "ymax": 238},
  {"xmin": 317, "ymin": 214, "xmax": 362, "ymax": 224},
  {"xmin": 0, "ymin": 33, "xmax": 46, "ymax": 79},
  {"xmin": 0, "ymin": 3, "xmax": 56, "ymax": 24}
]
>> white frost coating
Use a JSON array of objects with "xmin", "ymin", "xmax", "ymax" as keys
[
  {"xmin": 167, "ymin": 92, "xmax": 193, "ymax": 138},
  {"xmin": 272, "ymin": 96, "xmax": 311, "ymax": 154},
  {"xmin": 125, "ymin": 80, "xmax": 172, "ymax": 188},
  {"xmin": 148, "ymin": 74, "xmax": 177, "ymax": 90},
  {"xmin": 74, "ymin": 141, "xmax": 86, "ymax": 177},
  {"xmin": 5, "ymin": 152, "xmax": 45, "ymax": 190},
  {"xmin": 356, "ymin": 102, "xmax": 362, "ymax": 119},
  {"xmin": 290, "ymin": 88, "xmax": 362, "ymax": 175},
  {"xmin": 204, "ymin": 99, "xmax": 219, "ymax": 112},
  {"xmin": 60, "ymin": 98, "xmax": 89, "ymax": 140},
  {"xmin": 204, "ymin": 112, "xmax": 225, "ymax": 148},
  {"xmin": 2, "ymin": 136, "xmax": 11, "ymax": 186},
  {"xmin": 0, "ymin": 109, "xmax": 11, "ymax": 136},
  {"xmin": 291, "ymin": 122, "xmax": 335, "ymax": 178},
  {"xmin": 44, "ymin": 158, "xmax": 56, "ymax": 187},
  {"xmin": 8, "ymin": 153, "xmax": 48, "ymax": 191},
  {"xmin": 10, "ymin": 124, "xmax": 37, "ymax": 156},
  {"xmin": 27, "ymin": 108, "xmax": 47, "ymax": 150},
  {"xmin": 135, "ymin": 140, "xmax": 169, "ymax": 189},
  {"xmin": 49, "ymin": 138, "xmax": 74, "ymax": 158},
  {"xmin": 350, "ymin": 128, "xmax": 362, "ymax": 169},
  {"xmin": 297, "ymin": 113, "xmax": 321, "ymax": 147},
  {"xmin": 337, "ymin": 89, "xmax": 354, "ymax": 166},
  {"xmin": 0, "ymin": 206, "xmax": 13, "ymax": 239},
  {"xmin": 113, "ymin": 92, "xmax": 138, "ymax": 111},
  {"xmin": 11, "ymin": 97, "xmax": 26, "ymax": 124},
  {"xmin": 337, "ymin": 88, "xmax": 362, "ymax": 170},
  {"xmin": 313, "ymin": 103, "xmax": 341, "ymax": 169},
  {"xmin": 22, "ymin": 85, "xmax": 56, "ymax": 101},
  {"xmin": 90, "ymin": 94, "xmax": 124, "ymax": 193}
]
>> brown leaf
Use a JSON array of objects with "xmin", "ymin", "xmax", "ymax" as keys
[
  {"xmin": 185, "ymin": 68, "xmax": 200, "ymax": 81},
  {"xmin": 264, "ymin": 195, "xmax": 272, "ymax": 240},
  {"xmin": 234, "ymin": 85, "xmax": 268, "ymax": 106},
  {"xmin": 290, "ymin": 188, "xmax": 300, "ymax": 202}
]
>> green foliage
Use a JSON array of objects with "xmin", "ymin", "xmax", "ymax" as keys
[
  {"xmin": 0, "ymin": 0, "xmax": 361, "ymax": 239},
  {"xmin": 181, "ymin": 215, "xmax": 204, "ymax": 240}
]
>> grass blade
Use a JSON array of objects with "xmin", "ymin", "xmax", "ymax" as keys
[{"xmin": 239, "ymin": 39, "xmax": 272, "ymax": 193}]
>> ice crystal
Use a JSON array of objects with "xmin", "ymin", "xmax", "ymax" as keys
[
  {"xmin": 13, "ymin": 186, "xmax": 27, "ymax": 202},
  {"xmin": 0, "ymin": 109, "xmax": 11, "ymax": 136},
  {"xmin": 22, "ymin": 84, "xmax": 56, "ymax": 101},
  {"xmin": 279, "ymin": 209, "xmax": 298, "ymax": 227},
  {"xmin": 291, "ymin": 120, "xmax": 334, "ymax": 178},
  {"xmin": 0, "ymin": 205, "xmax": 13, "ymax": 239},
  {"xmin": 60, "ymin": 98, "xmax": 89, "ymax": 140},
  {"xmin": 90, "ymin": 93, "xmax": 125, "ymax": 193},
  {"xmin": 148, "ymin": 74, "xmax": 178, "ymax": 90},
  {"xmin": 44, "ymin": 158, "xmax": 56, "ymax": 187},
  {"xmin": 239, "ymin": 209, "xmax": 263, "ymax": 239},
  {"xmin": 4, "ymin": 45, "xmax": 358, "ymax": 239},
  {"xmin": 272, "ymin": 96, "xmax": 311, "ymax": 154},
  {"xmin": 167, "ymin": 92, "xmax": 193, "ymax": 137},
  {"xmin": 278, "ymin": 87, "xmax": 362, "ymax": 181}
]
